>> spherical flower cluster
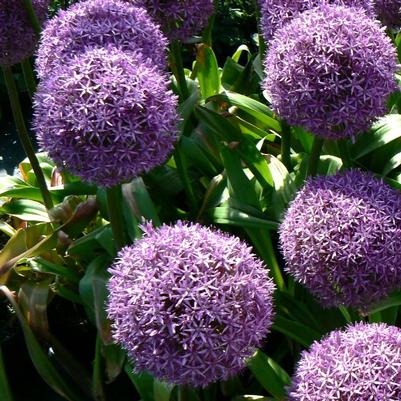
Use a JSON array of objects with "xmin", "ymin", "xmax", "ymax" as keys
[
  {"xmin": 374, "ymin": 0, "xmax": 401, "ymax": 29},
  {"xmin": 107, "ymin": 221, "xmax": 275, "ymax": 387},
  {"xmin": 263, "ymin": 4, "xmax": 398, "ymax": 139},
  {"xmin": 36, "ymin": 0, "xmax": 168, "ymax": 80},
  {"xmin": 259, "ymin": 0, "xmax": 375, "ymax": 42},
  {"xmin": 288, "ymin": 323, "xmax": 401, "ymax": 400},
  {"xmin": 132, "ymin": 0, "xmax": 214, "ymax": 40},
  {"xmin": 279, "ymin": 169, "xmax": 401, "ymax": 309},
  {"xmin": 0, "ymin": 0, "xmax": 50, "ymax": 66},
  {"xmin": 33, "ymin": 48, "xmax": 178, "ymax": 187}
]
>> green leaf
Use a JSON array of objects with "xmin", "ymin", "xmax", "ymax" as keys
[
  {"xmin": 92, "ymin": 335, "xmax": 106, "ymax": 401},
  {"xmin": 208, "ymin": 207, "xmax": 278, "ymax": 230},
  {"xmin": 79, "ymin": 254, "xmax": 112, "ymax": 343},
  {"xmin": 0, "ymin": 346, "xmax": 13, "ymax": 401},
  {"xmin": 265, "ymin": 155, "xmax": 296, "ymax": 219},
  {"xmin": 351, "ymin": 114, "xmax": 401, "ymax": 159},
  {"xmin": 178, "ymin": 89, "xmax": 200, "ymax": 134},
  {"xmin": 197, "ymin": 174, "xmax": 228, "ymax": 218},
  {"xmin": 123, "ymin": 177, "xmax": 160, "ymax": 225},
  {"xmin": 368, "ymin": 291, "xmax": 401, "ymax": 314},
  {"xmin": 232, "ymin": 44, "xmax": 251, "ymax": 63},
  {"xmin": 196, "ymin": 44, "xmax": 221, "ymax": 100},
  {"xmin": 275, "ymin": 291, "xmax": 323, "ymax": 333},
  {"xmin": 0, "ymin": 221, "xmax": 15, "ymax": 237},
  {"xmin": 0, "ymin": 286, "xmax": 88, "ymax": 401},
  {"xmin": 221, "ymin": 57, "xmax": 244, "ymax": 89},
  {"xmin": 272, "ymin": 315, "xmax": 321, "ymax": 347},
  {"xmin": 124, "ymin": 363, "xmax": 154, "ymax": 401},
  {"xmin": 153, "ymin": 380, "xmax": 174, "ymax": 401},
  {"xmin": 181, "ymin": 136, "xmax": 218, "ymax": 176},
  {"xmin": 0, "ymin": 199, "xmax": 49, "ymax": 222},
  {"xmin": 29, "ymin": 257, "xmax": 81, "ymax": 283},
  {"xmin": 197, "ymin": 105, "xmax": 274, "ymax": 187},
  {"xmin": 0, "ymin": 186, "xmax": 47, "ymax": 203},
  {"xmin": 211, "ymin": 92, "xmax": 281, "ymax": 132},
  {"xmin": 221, "ymin": 146, "xmax": 260, "ymax": 208},
  {"xmin": 317, "ymin": 155, "xmax": 342, "ymax": 176},
  {"xmin": 381, "ymin": 145, "xmax": 401, "ymax": 175},
  {"xmin": 68, "ymin": 226, "xmax": 114, "ymax": 260},
  {"xmin": 102, "ymin": 344, "xmax": 125, "ymax": 384},
  {"xmin": 0, "ymin": 225, "xmax": 57, "ymax": 277},
  {"xmin": 248, "ymin": 350, "xmax": 289, "ymax": 400}
]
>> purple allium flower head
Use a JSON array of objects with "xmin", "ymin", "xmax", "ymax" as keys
[
  {"xmin": 259, "ymin": 0, "xmax": 375, "ymax": 42},
  {"xmin": 279, "ymin": 170, "xmax": 401, "ymax": 309},
  {"xmin": 374, "ymin": 0, "xmax": 401, "ymax": 29},
  {"xmin": 131, "ymin": 0, "xmax": 214, "ymax": 41},
  {"xmin": 107, "ymin": 221, "xmax": 275, "ymax": 387},
  {"xmin": 36, "ymin": 0, "xmax": 168, "ymax": 80},
  {"xmin": 289, "ymin": 322, "xmax": 401, "ymax": 400},
  {"xmin": 263, "ymin": 4, "xmax": 398, "ymax": 139},
  {"xmin": 0, "ymin": 0, "xmax": 50, "ymax": 66},
  {"xmin": 33, "ymin": 47, "xmax": 178, "ymax": 187}
]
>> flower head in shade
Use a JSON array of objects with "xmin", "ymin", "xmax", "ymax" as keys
[
  {"xmin": 279, "ymin": 170, "xmax": 401, "ymax": 309},
  {"xmin": 107, "ymin": 221, "xmax": 275, "ymax": 387},
  {"xmin": 0, "ymin": 0, "xmax": 50, "ymax": 66},
  {"xmin": 33, "ymin": 47, "xmax": 178, "ymax": 187},
  {"xmin": 36, "ymin": 0, "xmax": 168, "ymax": 80},
  {"xmin": 263, "ymin": 4, "xmax": 398, "ymax": 139},
  {"xmin": 131, "ymin": 0, "xmax": 214, "ymax": 41},
  {"xmin": 289, "ymin": 323, "xmax": 401, "ymax": 400},
  {"xmin": 259, "ymin": 0, "xmax": 375, "ymax": 42},
  {"xmin": 374, "ymin": 0, "xmax": 401, "ymax": 29}
]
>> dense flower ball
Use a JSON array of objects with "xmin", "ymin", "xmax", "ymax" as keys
[
  {"xmin": 33, "ymin": 48, "xmax": 178, "ymax": 187},
  {"xmin": 131, "ymin": 0, "xmax": 214, "ymax": 40},
  {"xmin": 279, "ymin": 170, "xmax": 401, "ymax": 309},
  {"xmin": 259, "ymin": 0, "xmax": 375, "ymax": 42},
  {"xmin": 0, "ymin": 0, "xmax": 50, "ymax": 66},
  {"xmin": 107, "ymin": 221, "xmax": 275, "ymax": 387},
  {"xmin": 374, "ymin": 0, "xmax": 401, "ymax": 29},
  {"xmin": 36, "ymin": 0, "xmax": 168, "ymax": 80},
  {"xmin": 264, "ymin": 4, "xmax": 398, "ymax": 139},
  {"xmin": 289, "ymin": 323, "xmax": 401, "ymax": 400}
]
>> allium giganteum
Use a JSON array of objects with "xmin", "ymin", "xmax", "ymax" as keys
[
  {"xmin": 374, "ymin": 0, "xmax": 401, "ymax": 29},
  {"xmin": 107, "ymin": 222, "xmax": 275, "ymax": 387},
  {"xmin": 36, "ymin": 0, "xmax": 168, "ymax": 80},
  {"xmin": 279, "ymin": 170, "xmax": 401, "ymax": 309},
  {"xmin": 0, "ymin": 0, "xmax": 50, "ymax": 66},
  {"xmin": 288, "ymin": 323, "xmax": 401, "ymax": 400},
  {"xmin": 132, "ymin": 0, "xmax": 214, "ymax": 40},
  {"xmin": 263, "ymin": 4, "xmax": 398, "ymax": 139},
  {"xmin": 258, "ymin": 0, "xmax": 375, "ymax": 42},
  {"xmin": 33, "ymin": 48, "xmax": 178, "ymax": 187}
]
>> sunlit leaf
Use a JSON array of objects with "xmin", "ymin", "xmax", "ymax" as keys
[
  {"xmin": 248, "ymin": 350, "xmax": 289, "ymax": 400},
  {"xmin": 351, "ymin": 114, "xmax": 401, "ymax": 159}
]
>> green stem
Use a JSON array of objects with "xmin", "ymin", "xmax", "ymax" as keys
[
  {"xmin": 169, "ymin": 40, "xmax": 189, "ymax": 101},
  {"xmin": 306, "ymin": 136, "xmax": 324, "ymax": 177},
  {"xmin": 1, "ymin": 66, "xmax": 53, "ymax": 211},
  {"xmin": 21, "ymin": 59, "xmax": 37, "ymax": 99},
  {"xmin": 178, "ymin": 386, "xmax": 188, "ymax": 401},
  {"xmin": 174, "ymin": 144, "xmax": 198, "ymax": 216},
  {"xmin": 337, "ymin": 138, "xmax": 352, "ymax": 169},
  {"xmin": 21, "ymin": 0, "xmax": 41, "ymax": 37},
  {"xmin": 92, "ymin": 335, "xmax": 105, "ymax": 400},
  {"xmin": 106, "ymin": 185, "xmax": 127, "ymax": 251},
  {"xmin": 0, "ymin": 346, "xmax": 13, "ymax": 401},
  {"xmin": 252, "ymin": 0, "xmax": 267, "ymax": 63},
  {"xmin": 280, "ymin": 121, "xmax": 291, "ymax": 172}
]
